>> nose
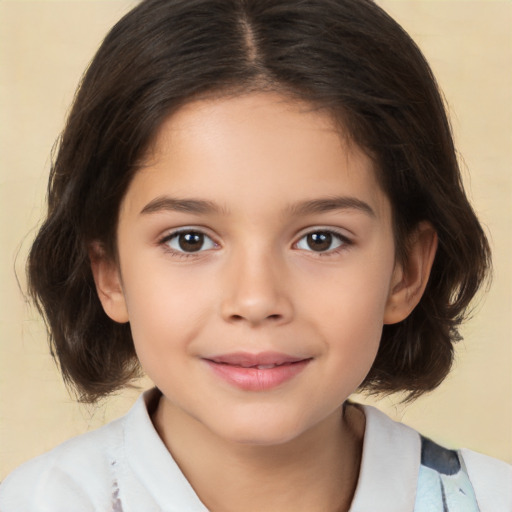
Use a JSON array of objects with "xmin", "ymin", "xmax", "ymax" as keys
[{"xmin": 220, "ymin": 248, "xmax": 294, "ymax": 327}]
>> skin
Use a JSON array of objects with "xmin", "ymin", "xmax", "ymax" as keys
[{"xmin": 92, "ymin": 92, "xmax": 437, "ymax": 512}]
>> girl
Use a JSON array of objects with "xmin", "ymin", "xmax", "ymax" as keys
[{"xmin": 1, "ymin": 0, "xmax": 510, "ymax": 510}]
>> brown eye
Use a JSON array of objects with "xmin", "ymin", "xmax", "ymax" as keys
[
  {"xmin": 165, "ymin": 231, "xmax": 216, "ymax": 253},
  {"xmin": 307, "ymin": 232, "xmax": 332, "ymax": 251},
  {"xmin": 179, "ymin": 232, "xmax": 204, "ymax": 252},
  {"xmin": 296, "ymin": 231, "xmax": 346, "ymax": 253}
]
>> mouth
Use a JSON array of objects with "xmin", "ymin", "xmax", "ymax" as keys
[
  {"xmin": 206, "ymin": 351, "xmax": 309, "ymax": 367},
  {"xmin": 203, "ymin": 352, "xmax": 312, "ymax": 391}
]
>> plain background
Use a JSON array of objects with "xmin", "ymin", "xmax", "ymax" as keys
[{"xmin": 1, "ymin": 0, "xmax": 511, "ymax": 480}]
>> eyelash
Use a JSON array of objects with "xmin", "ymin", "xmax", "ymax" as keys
[{"xmin": 158, "ymin": 228, "xmax": 353, "ymax": 258}]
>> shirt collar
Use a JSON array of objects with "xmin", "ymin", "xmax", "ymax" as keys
[
  {"xmin": 349, "ymin": 404, "xmax": 421, "ymax": 512},
  {"xmin": 124, "ymin": 389, "xmax": 209, "ymax": 511}
]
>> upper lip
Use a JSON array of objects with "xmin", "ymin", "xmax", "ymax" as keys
[{"xmin": 205, "ymin": 351, "xmax": 310, "ymax": 367}]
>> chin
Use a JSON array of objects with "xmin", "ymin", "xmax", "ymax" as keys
[{"xmin": 213, "ymin": 411, "xmax": 313, "ymax": 447}]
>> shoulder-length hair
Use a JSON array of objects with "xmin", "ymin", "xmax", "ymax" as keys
[{"xmin": 28, "ymin": 0, "xmax": 491, "ymax": 402}]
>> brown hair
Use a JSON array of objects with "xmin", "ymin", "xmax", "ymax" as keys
[{"xmin": 28, "ymin": 0, "xmax": 491, "ymax": 402}]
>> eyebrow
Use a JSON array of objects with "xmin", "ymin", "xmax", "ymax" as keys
[
  {"xmin": 140, "ymin": 196, "xmax": 222, "ymax": 215},
  {"xmin": 287, "ymin": 196, "xmax": 376, "ymax": 218},
  {"xmin": 140, "ymin": 195, "xmax": 376, "ymax": 218}
]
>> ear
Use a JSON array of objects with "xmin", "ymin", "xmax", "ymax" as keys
[
  {"xmin": 89, "ymin": 242, "xmax": 129, "ymax": 323},
  {"xmin": 384, "ymin": 222, "xmax": 438, "ymax": 325}
]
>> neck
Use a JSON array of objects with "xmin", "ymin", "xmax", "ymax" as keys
[{"xmin": 152, "ymin": 397, "xmax": 365, "ymax": 512}]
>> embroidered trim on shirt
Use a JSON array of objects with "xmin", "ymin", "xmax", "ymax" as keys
[
  {"xmin": 414, "ymin": 436, "xmax": 480, "ymax": 512},
  {"xmin": 111, "ymin": 460, "xmax": 124, "ymax": 512}
]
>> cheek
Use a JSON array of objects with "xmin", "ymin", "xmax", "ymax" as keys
[
  {"xmin": 300, "ymin": 255, "xmax": 394, "ymax": 370},
  {"xmin": 302, "ymin": 254, "xmax": 394, "ymax": 327},
  {"xmin": 313, "ymin": 301, "xmax": 384, "ymax": 399},
  {"xmin": 120, "ymin": 258, "xmax": 215, "ymax": 364}
]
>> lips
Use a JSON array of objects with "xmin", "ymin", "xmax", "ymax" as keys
[{"xmin": 204, "ymin": 352, "xmax": 312, "ymax": 391}]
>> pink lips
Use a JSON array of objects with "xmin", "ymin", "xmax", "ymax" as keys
[{"xmin": 204, "ymin": 351, "xmax": 311, "ymax": 391}]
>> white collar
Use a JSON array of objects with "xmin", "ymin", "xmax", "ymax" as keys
[
  {"xmin": 349, "ymin": 405, "xmax": 421, "ymax": 512},
  {"xmin": 124, "ymin": 389, "xmax": 209, "ymax": 511}
]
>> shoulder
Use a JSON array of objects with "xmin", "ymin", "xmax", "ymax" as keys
[
  {"xmin": 0, "ymin": 414, "xmax": 125, "ymax": 512},
  {"xmin": 415, "ymin": 436, "xmax": 511, "ymax": 512},
  {"xmin": 460, "ymin": 447, "xmax": 512, "ymax": 511},
  {"xmin": 353, "ymin": 404, "xmax": 512, "ymax": 512}
]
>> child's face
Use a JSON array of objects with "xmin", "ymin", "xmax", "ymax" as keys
[{"xmin": 98, "ymin": 92, "xmax": 407, "ymax": 445}]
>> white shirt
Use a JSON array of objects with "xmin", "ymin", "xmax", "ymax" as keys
[{"xmin": 1, "ymin": 389, "xmax": 510, "ymax": 511}]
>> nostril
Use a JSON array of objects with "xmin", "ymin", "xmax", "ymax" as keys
[{"xmin": 228, "ymin": 313, "xmax": 282, "ymax": 323}]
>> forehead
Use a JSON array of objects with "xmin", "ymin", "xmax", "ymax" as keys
[{"xmin": 123, "ymin": 92, "xmax": 389, "ymax": 220}]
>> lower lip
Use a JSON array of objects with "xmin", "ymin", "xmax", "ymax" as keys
[{"xmin": 205, "ymin": 360, "xmax": 311, "ymax": 391}]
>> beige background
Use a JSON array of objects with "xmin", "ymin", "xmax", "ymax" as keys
[{"xmin": 1, "ymin": 0, "xmax": 511, "ymax": 480}]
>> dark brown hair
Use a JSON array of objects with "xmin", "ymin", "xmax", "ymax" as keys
[{"xmin": 28, "ymin": 0, "xmax": 491, "ymax": 402}]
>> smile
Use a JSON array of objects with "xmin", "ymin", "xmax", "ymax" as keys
[{"xmin": 203, "ymin": 352, "xmax": 312, "ymax": 391}]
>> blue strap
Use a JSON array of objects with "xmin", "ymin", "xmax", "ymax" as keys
[{"xmin": 414, "ymin": 436, "xmax": 480, "ymax": 512}]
